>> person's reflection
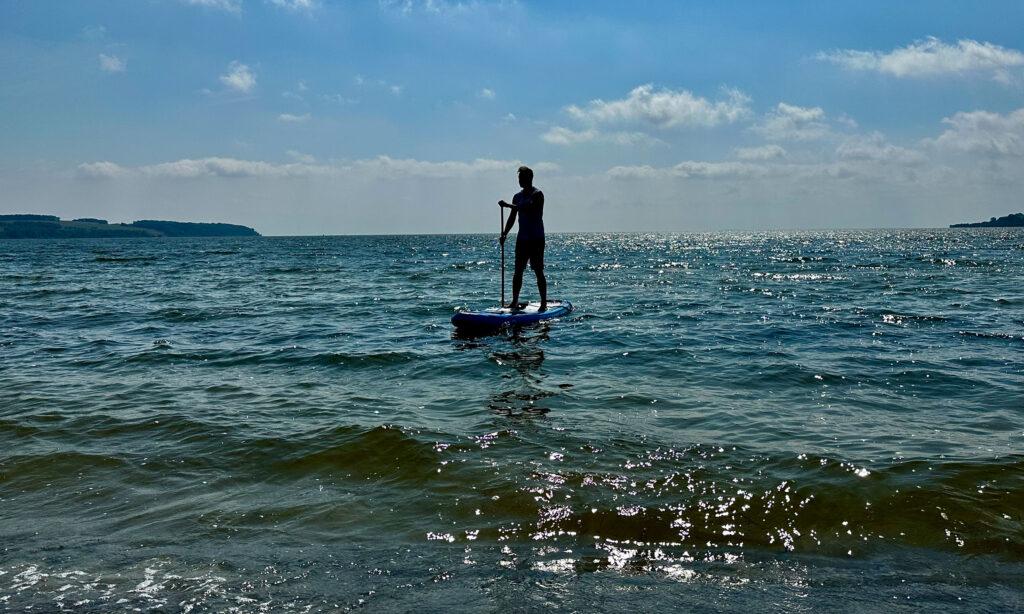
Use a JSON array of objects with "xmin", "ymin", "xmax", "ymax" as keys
[
  {"xmin": 488, "ymin": 323, "xmax": 552, "ymax": 416},
  {"xmin": 451, "ymin": 322, "xmax": 558, "ymax": 416}
]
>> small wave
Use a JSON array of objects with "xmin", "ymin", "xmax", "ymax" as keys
[
  {"xmin": 920, "ymin": 257, "xmax": 996, "ymax": 267},
  {"xmin": 878, "ymin": 311, "xmax": 951, "ymax": 325},
  {"xmin": 151, "ymin": 307, "xmax": 210, "ymax": 323},
  {"xmin": 0, "ymin": 451, "xmax": 129, "ymax": 490},
  {"xmin": 770, "ymin": 256, "xmax": 832, "ymax": 263},
  {"xmin": 122, "ymin": 346, "xmax": 424, "ymax": 369},
  {"xmin": 17, "ymin": 287, "xmax": 93, "ymax": 298},
  {"xmin": 264, "ymin": 266, "xmax": 307, "ymax": 274},
  {"xmin": 958, "ymin": 330, "xmax": 1024, "ymax": 342},
  {"xmin": 93, "ymin": 256, "xmax": 160, "ymax": 262}
]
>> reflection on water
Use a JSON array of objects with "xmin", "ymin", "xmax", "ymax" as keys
[{"xmin": 456, "ymin": 322, "xmax": 556, "ymax": 416}]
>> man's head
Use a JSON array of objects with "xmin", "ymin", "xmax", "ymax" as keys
[{"xmin": 518, "ymin": 165, "xmax": 534, "ymax": 189}]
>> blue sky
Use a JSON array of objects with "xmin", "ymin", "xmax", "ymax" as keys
[{"xmin": 2, "ymin": 0, "xmax": 1024, "ymax": 234}]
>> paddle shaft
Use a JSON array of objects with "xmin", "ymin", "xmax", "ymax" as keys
[{"xmin": 500, "ymin": 205, "xmax": 505, "ymax": 306}]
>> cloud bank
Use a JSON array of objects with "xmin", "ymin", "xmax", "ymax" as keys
[
  {"xmin": 76, "ymin": 156, "xmax": 553, "ymax": 181},
  {"xmin": 541, "ymin": 126, "xmax": 662, "ymax": 147},
  {"xmin": 816, "ymin": 37, "xmax": 1024, "ymax": 81},
  {"xmin": 927, "ymin": 108, "xmax": 1024, "ymax": 156},
  {"xmin": 566, "ymin": 84, "xmax": 751, "ymax": 129}
]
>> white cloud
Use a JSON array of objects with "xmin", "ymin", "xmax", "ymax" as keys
[
  {"xmin": 927, "ymin": 108, "xmax": 1024, "ymax": 156},
  {"xmin": 278, "ymin": 113, "xmax": 310, "ymax": 122},
  {"xmin": 141, "ymin": 158, "xmax": 290, "ymax": 178},
  {"xmin": 184, "ymin": 0, "xmax": 242, "ymax": 12},
  {"xmin": 323, "ymin": 94, "xmax": 357, "ymax": 104},
  {"xmin": 541, "ymin": 126, "xmax": 597, "ymax": 145},
  {"xmin": 606, "ymin": 161, "xmax": 781, "ymax": 181},
  {"xmin": 76, "ymin": 161, "xmax": 129, "ymax": 179},
  {"xmin": 753, "ymin": 103, "xmax": 832, "ymax": 141},
  {"xmin": 606, "ymin": 160, "xmax": 774, "ymax": 180},
  {"xmin": 566, "ymin": 84, "xmax": 751, "ymax": 129},
  {"xmin": 836, "ymin": 132, "xmax": 927, "ymax": 165},
  {"xmin": 733, "ymin": 144, "xmax": 787, "ymax": 161},
  {"xmin": 354, "ymin": 75, "xmax": 403, "ymax": 95},
  {"xmin": 379, "ymin": 0, "xmax": 520, "ymax": 19},
  {"xmin": 220, "ymin": 61, "xmax": 256, "ymax": 93},
  {"xmin": 351, "ymin": 156, "xmax": 557, "ymax": 179},
  {"xmin": 672, "ymin": 161, "xmax": 776, "ymax": 179},
  {"xmin": 268, "ymin": 0, "xmax": 317, "ymax": 11},
  {"xmin": 606, "ymin": 157, "xmax": 927, "ymax": 185},
  {"xmin": 605, "ymin": 165, "xmax": 659, "ymax": 180},
  {"xmin": 286, "ymin": 150, "xmax": 316, "ymax": 164},
  {"xmin": 479, "ymin": 88, "xmax": 496, "ymax": 100},
  {"xmin": 541, "ymin": 126, "xmax": 662, "ymax": 147},
  {"xmin": 816, "ymin": 37, "xmax": 1024, "ymax": 81},
  {"xmin": 74, "ymin": 155, "xmax": 555, "ymax": 182},
  {"xmin": 98, "ymin": 53, "xmax": 126, "ymax": 73}
]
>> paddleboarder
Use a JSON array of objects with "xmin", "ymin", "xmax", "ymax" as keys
[{"xmin": 499, "ymin": 166, "xmax": 546, "ymax": 312}]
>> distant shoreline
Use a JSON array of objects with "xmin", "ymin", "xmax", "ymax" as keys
[
  {"xmin": 949, "ymin": 213, "xmax": 1024, "ymax": 228},
  {"xmin": 0, "ymin": 215, "xmax": 259, "ymax": 239}
]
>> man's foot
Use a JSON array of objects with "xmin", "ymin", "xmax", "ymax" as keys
[{"xmin": 539, "ymin": 302, "xmax": 548, "ymax": 312}]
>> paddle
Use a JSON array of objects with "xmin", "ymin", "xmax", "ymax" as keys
[{"xmin": 500, "ymin": 204, "xmax": 505, "ymax": 307}]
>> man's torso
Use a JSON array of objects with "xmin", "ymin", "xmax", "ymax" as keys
[{"xmin": 513, "ymin": 188, "xmax": 544, "ymax": 240}]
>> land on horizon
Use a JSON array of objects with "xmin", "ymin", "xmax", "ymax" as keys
[
  {"xmin": 0, "ymin": 215, "xmax": 259, "ymax": 239},
  {"xmin": 949, "ymin": 212, "xmax": 1024, "ymax": 228},
  {"xmin": 5, "ymin": 211, "xmax": 1024, "ymax": 239}
]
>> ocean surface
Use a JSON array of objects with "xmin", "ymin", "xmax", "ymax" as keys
[{"xmin": 1, "ymin": 230, "xmax": 1022, "ymax": 612}]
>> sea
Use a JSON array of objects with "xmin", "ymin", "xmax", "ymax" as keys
[{"xmin": 1, "ymin": 230, "xmax": 1022, "ymax": 612}]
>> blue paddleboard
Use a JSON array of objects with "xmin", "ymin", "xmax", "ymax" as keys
[{"xmin": 452, "ymin": 300, "xmax": 573, "ymax": 329}]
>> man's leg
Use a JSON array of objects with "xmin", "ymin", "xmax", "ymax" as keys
[
  {"xmin": 532, "ymin": 238, "xmax": 546, "ymax": 311},
  {"xmin": 510, "ymin": 240, "xmax": 528, "ymax": 308},
  {"xmin": 510, "ymin": 268, "xmax": 524, "ymax": 308},
  {"xmin": 536, "ymin": 270, "xmax": 547, "ymax": 311}
]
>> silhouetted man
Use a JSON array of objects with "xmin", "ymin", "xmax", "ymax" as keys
[{"xmin": 499, "ymin": 166, "xmax": 546, "ymax": 311}]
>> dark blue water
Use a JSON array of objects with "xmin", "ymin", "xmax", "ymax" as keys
[{"xmin": 2, "ymin": 230, "xmax": 1022, "ymax": 612}]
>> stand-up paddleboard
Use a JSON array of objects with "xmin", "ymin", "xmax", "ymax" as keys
[
  {"xmin": 453, "ymin": 199, "xmax": 572, "ymax": 330},
  {"xmin": 452, "ymin": 300, "xmax": 573, "ymax": 330}
]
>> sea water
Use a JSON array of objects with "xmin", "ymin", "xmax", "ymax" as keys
[{"xmin": 1, "ymin": 230, "xmax": 1022, "ymax": 612}]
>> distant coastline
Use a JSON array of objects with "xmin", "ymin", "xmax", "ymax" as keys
[
  {"xmin": 950, "ymin": 213, "xmax": 1024, "ymax": 228},
  {"xmin": 0, "ymin": 215, "xmax": 260, "ymax": 239}
]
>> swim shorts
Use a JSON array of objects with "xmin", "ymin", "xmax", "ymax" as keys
[{"xmin": 514, "ymin": 237, "xmax": 545, "ymax": 272}]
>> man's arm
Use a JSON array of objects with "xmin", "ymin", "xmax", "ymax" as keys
[
  {"xmin": 501, "ymin": 190, "xmax": 543, "ymax": 214},
  {"xmin": 499, "ymin": 205, "xmax": 517, "ymax": 243},
  {"xmin": 516, "ymin": 190, "xmax": 543, "ymax": 213}
]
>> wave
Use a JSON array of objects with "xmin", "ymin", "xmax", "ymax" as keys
[
  {"xmin": 93, "ymin": 256, "xmax": 160, "ymax": 262},
  {"xmin": 770, "ymin": 256, "xmax": 834, "ymax": 263},
  {"xmin": 122, "ymin": 346, "xmax": 426, "ymax": 369},
  {"xmin": 3, "ymin": 418, "xmax": 1021, "ymax": 559},
  {"xmin": 958, "ymin": 330, "xmax": 1024, "ymax": 342}
]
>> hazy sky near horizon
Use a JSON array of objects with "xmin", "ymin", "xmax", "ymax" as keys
[{"xmin": 2, "ymin": 1, "xmax": 1024, "ymax": 235}]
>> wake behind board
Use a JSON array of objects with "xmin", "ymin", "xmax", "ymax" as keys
[{"xmin": 452, "ymin": 300, "xmax": 573, "ymax": 330}]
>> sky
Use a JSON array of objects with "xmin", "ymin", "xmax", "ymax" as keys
[{"xmin": 2, "ymin": 0, "xmax": 1024, "ymax": 235}]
